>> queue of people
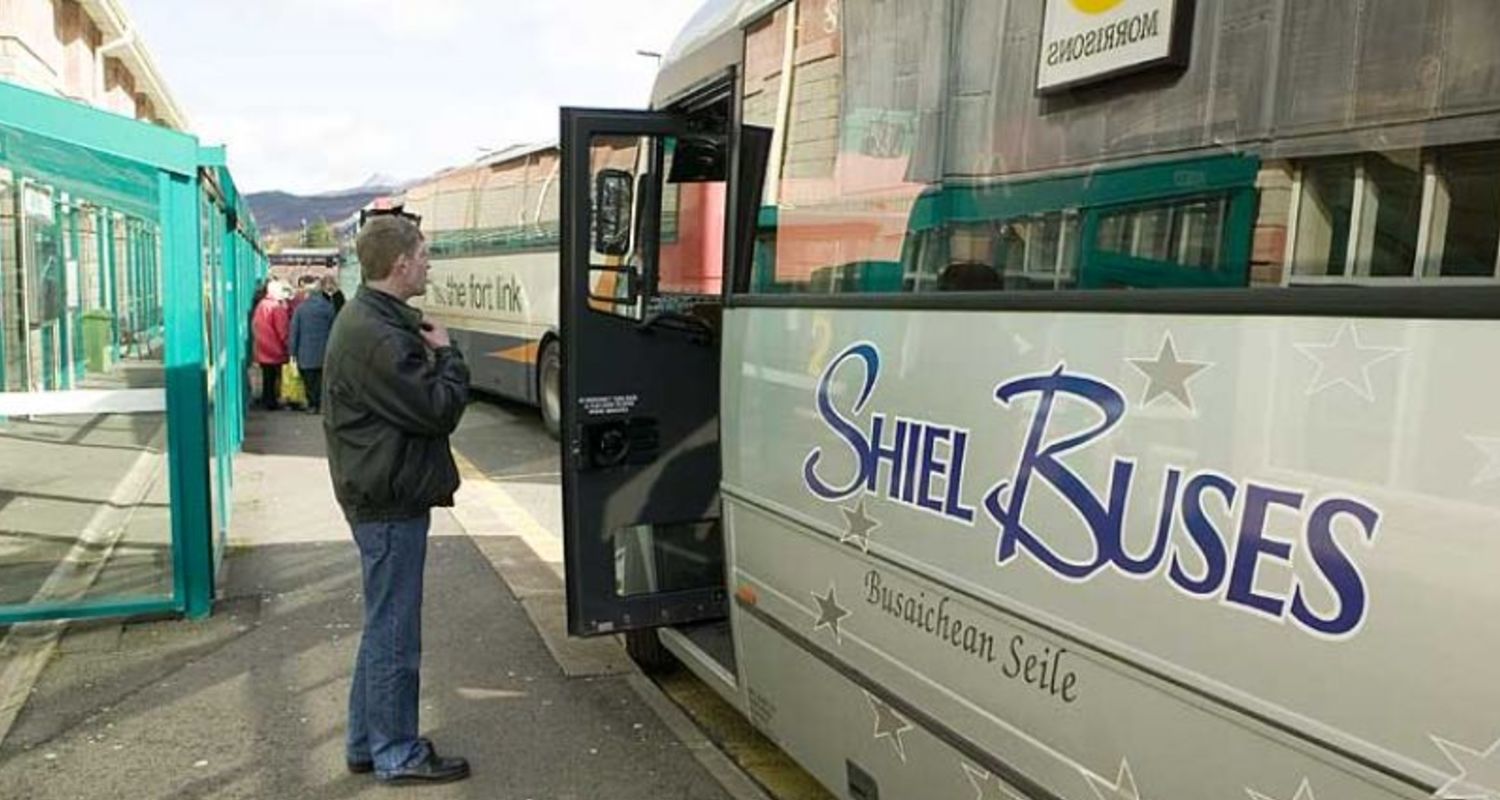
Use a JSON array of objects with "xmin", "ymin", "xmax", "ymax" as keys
[{"xmin": 250, "ymin": 274, "xmax": 346, "ymax": 412}]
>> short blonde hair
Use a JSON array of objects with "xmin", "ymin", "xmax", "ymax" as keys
[{"xmin": 356, "ymin": 216, "xmax": 423, "ymax": 282}]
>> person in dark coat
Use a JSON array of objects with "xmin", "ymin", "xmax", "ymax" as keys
[
  {"xmin": 289, "ymin": 285, "xmax": 337, "ymax": 413},
  {"xmin": 323, "ymin": 215, "xmax": 471, "ymax": 784},
  {"xmin": 323, "ymin": 274, "xmax": 347, "ymax": 315}
]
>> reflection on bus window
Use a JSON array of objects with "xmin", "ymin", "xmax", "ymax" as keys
[
  {"xmin": 657, "ymin": 136, "xmax": 727, "ymax": 298},
  {"xmin": 1293, "ymin": 160, "xmax": 1357, "ymax": 278},
  {"xmin": 738, "ymin": 0, "xmax": 1500, "ymax": 296},
  {"xmin": 1361, "ymin": 153, "xmax": 1424, "ymax": 277},
  {"xmin": 1293, "ymin": 146, "xmax": 1500, "ymax": 282},
  {"xmin": 613, "ymin": 521, "xmax": 723, "ymax": 598},
  {"xmin": 903, "ymin": 214, "xmax": 1084, "ymax": 293},
  {"xmin": 1096, "ymin": 197, "xmax": 1226, "ymax": 271},
  {"xmin": 1430, "ymin": 146, "xmax": 1500, "ymax": 278},
  {"xmin": 580, "ymin": 135, "xmax": 644, "ymax": 320}
]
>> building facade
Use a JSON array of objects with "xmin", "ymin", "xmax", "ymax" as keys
[{"xmin": 0, "ymin": 0, "xmax": 185, "ymax": 129}]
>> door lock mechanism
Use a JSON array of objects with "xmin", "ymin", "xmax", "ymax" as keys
[
  {"xmin": 584, "ymin": 418, "xmax": 660, "ymax": 469},
  {"xmin": 592, "ymin": 424, "xmax": 629, "ymax": 467}
]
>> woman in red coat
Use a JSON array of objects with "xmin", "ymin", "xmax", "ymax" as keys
[{"xmin": 252, "ymin": 281, "xmax": 292, "ymax": 410}]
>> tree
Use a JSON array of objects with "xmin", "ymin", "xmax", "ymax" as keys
[{"xmin": 302, "ymin": 218, "xmax": 337, "ymax": 248}]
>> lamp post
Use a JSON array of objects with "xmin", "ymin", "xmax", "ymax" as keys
[{"xmin": 636, "ymin": 50, "xmax": 663, "ymax": 104}]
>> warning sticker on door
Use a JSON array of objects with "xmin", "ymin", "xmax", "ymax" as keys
[{"xmin": 579, "ymin": 394, "xmax": 639, "ymax": 417}]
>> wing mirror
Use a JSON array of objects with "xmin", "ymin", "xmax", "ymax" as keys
[{"xmin": 593, "ymin": 169, "xmax": 634, "ymax": 256}]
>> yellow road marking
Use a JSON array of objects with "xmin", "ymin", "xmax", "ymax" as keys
[{"xmin": 451, "ymin": 449, "xmax": 562, "ymax": 571}]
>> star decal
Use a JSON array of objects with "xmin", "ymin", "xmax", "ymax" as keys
[
  {"xmin": 1432, "ymin": 735, "xmax": 1500, "ymax": 799},
  {"xmin": 1084, "ymin": 759, "xmax": 1145, "ymax": 800},
  {"xmin": 840, "ymin": 499, "xmax": 881, "ymax": 553},
  {"xmin": 1467, "ymin": 437, "xmax": 1500, "ymax": 486},
  {"xmin": 963, "ymin": 763, "xmax": 1028, "ymax": 800},
  {"xmin": 811, "ymin": 583, "xmax": 851, "ymax": 644},
  {"xmin": 1127, "ymin": 332, "xmax": 1212, "ymax": 411},
  {"xmin": 1293, "ymin": 322, "xmax": 1402, "ymax": 403},
  {"xmin": 1247, "ymin": 777, "xmax": 1317, "ymax": 800},
  {"xmin": 866, "ymin": 692, "xmax": 914, "ymax": 763}
]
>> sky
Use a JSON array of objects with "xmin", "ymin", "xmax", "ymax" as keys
[{"xmin": 127, "ymin": 0, "xmax": 708, "ymax": 195}]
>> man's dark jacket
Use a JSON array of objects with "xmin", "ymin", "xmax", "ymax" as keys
[{"xmin": 322, "ymin": 287, "xmax": 469, "ymax": 523}]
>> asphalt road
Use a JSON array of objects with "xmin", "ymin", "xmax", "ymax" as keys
[{"xmin": 450, "ymin": 395, "xmax": 563, "ymax": 542}]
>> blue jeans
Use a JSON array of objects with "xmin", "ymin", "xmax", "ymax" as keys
[{"xmin": 347, "ymin": 513, "xmax": 431, "ymax": 775}]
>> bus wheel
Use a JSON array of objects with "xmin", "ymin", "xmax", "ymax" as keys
[
  {"xmin": 539, "ymin": 338, "xmax": 561, "ymax": 439},
  {"xmin": 625, "ymin": 629, "xmax": 674, "ymax": 673}
]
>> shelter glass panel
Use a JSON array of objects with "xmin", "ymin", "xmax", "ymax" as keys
[{"xmin": 0, "ymin": 116, "xmax": 177, "ymax": 619}]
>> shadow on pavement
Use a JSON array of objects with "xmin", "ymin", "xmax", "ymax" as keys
[
  {"xmin": 454, "ymin": 395, "xmax": 560, "ymax": 483},
  {"xmin": 0, "ymin": 535, "xmax": 731, "ymax": 800},
  {"xmin": 240, "ymin": 408, "xmax": 329, "ymax": 459},
  {"xmin": 0, "ymin": 409, "xmax": 172, "ymax": 607},
  {"xmin": 0, "ymin": 403, "xmax": 729, "ymax": 799}
]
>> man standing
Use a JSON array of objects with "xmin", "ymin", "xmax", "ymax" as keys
[
  {"xmin": 289, "ymin": 279, "xmax": 336, "ymax": 413},
  {"xmin": 321, "ymin": 215, "xmax": 471, "ymax": 785}
]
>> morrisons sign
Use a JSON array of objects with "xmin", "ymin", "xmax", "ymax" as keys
[{"xmin": 1036, "ymin": 0, "xmax": 1187, "ymax": 93}]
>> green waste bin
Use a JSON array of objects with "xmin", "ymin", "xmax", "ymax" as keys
[{"xmin": 82, "ymin": 309, "xmax": 114, "ymax": 374}]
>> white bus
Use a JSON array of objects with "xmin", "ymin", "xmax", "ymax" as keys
[
  {"xmin": 402, "ymin": 143, "xmax": 564, "ymax": 434},
  {"xmin": 559, "ymin": 1, "xmax": 1500, "ymax": 798}
]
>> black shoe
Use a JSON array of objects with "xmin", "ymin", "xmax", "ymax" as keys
[
  {"xmin": 348, "ymin": 737, "xmax": 430, "ymax": 776},
  {"xmin": 377, "ymin": 752, "xmax": 471, "ymax": 786}
]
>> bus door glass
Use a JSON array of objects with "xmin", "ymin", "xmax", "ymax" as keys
[
  {"xmin": 656, "ymin": 137, "xmax": 728, "ymax": 297},
  {"xmin": 559, "ymin": 108, "xmax": 740, "ymax": 638}
]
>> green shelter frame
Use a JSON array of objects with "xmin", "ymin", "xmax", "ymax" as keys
[{"xmin": 0, "ymin": 80, "xmax": 266, "ymax": 624}]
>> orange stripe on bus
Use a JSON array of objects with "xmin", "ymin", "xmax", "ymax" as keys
[{"xmin": 490, "ymin": 341, "xmax": 540, "ymax": 364}]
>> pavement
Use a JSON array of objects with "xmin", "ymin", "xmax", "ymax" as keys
[
  {"xmin": 0, "ymin": 403, "xmax": 769, "ymax": 799},
  {"xmin": 0, "ymin": 361, "xmax": 174, "ymax": 608}
]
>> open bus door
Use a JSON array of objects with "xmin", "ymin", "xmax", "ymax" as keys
[{"xmin": 558, "ymin": 107, "xmax": 732, "ymax": 659}]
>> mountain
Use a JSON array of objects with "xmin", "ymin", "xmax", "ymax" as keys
[
  {"xmin": 246, "ymin": 178, "xmax": 401, "ymax": 235},
  {"xmin": 355, "ymin": 173, "xmax": 401, "ymax": 192}
]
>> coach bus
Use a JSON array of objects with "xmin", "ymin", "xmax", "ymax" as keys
[
  {"xmin": 401, "ymin": 143, "xmax": 565, "ymax": 435},
  {"xmin": 559, "ymin": 1, "xmax": 1500, "ymax": 798},
  {"xmin": 267, "ymin": 247, "xmax": 340, "ymax": 288}
]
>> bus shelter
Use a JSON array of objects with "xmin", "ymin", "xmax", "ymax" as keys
[{"xmin": 0, "ymin": 80, "xmax": 265, "ymax": 625}]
